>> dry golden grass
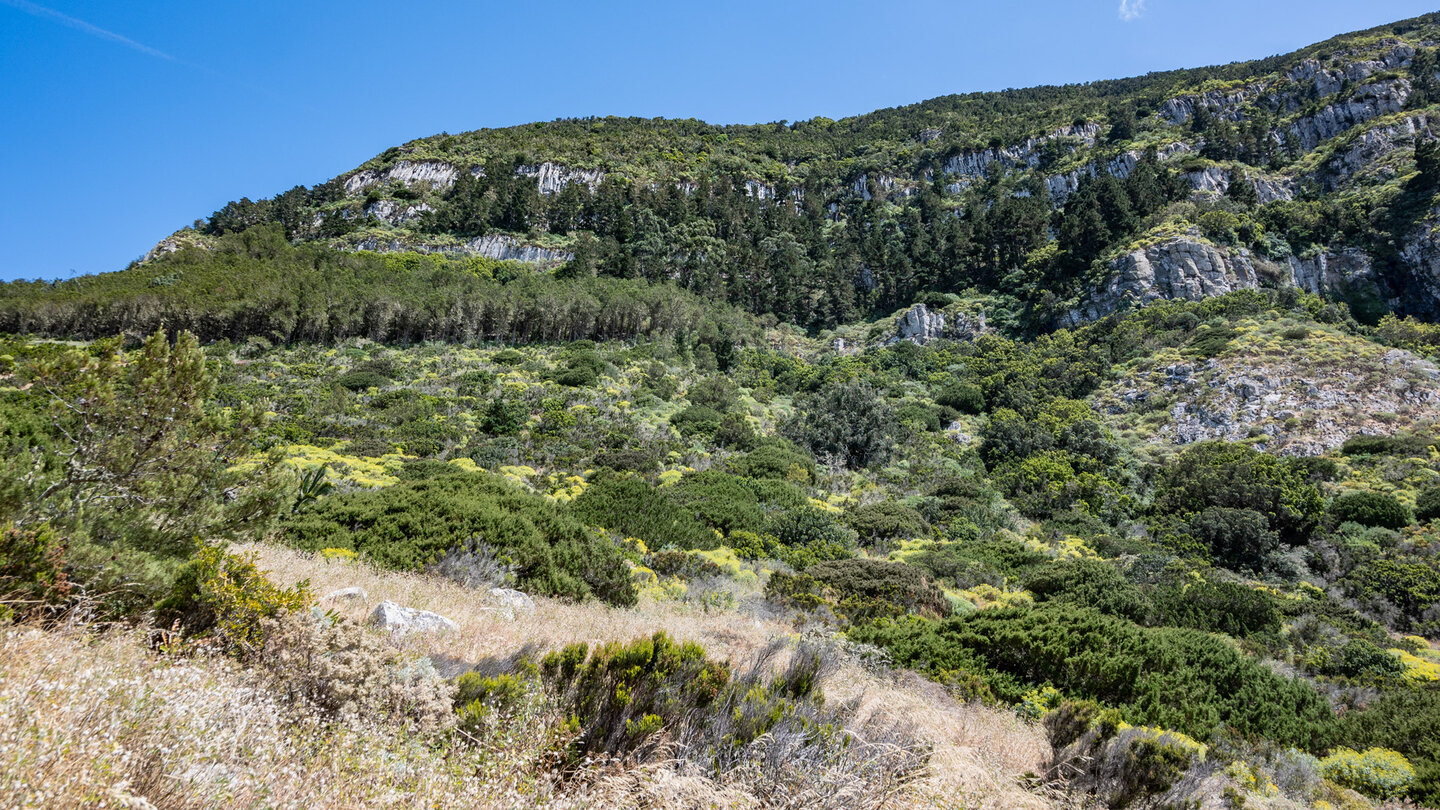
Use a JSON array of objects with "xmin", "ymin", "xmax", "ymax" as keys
[
  {"xmin": 0, "ymin": 543, "xmax": 1058, "ymax": 809},
  {"xmin": 244, "ymin": 542, "xmax": 1059, "ymax": 809}
]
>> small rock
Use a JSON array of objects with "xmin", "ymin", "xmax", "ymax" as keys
[
  {"xmin": 321, "ymin": 586, "xmax": 368, "ymax": 603},
  {"xmin": 488, "ymin": 588, "xmax": 536, "ymax": 619},
  {"xmin": 368, "ymin": 600, "xmax": 458, "ymax": 635}
]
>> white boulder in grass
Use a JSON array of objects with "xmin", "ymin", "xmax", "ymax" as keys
[
  {"xmin": 320, "ymin": 586, "xmax": 368, "ymax": 603},
  {"xmin": 488, "ymin": 588, "xmax": 536, "ymax": 619},
  {"xmin": 368, "ymin": 600, "xmax": 458, "ymax": 635}
]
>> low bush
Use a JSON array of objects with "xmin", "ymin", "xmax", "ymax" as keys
[
  {"xmin": 728, "ymin": 442, "xmax": 816, "ymax": 483},
  {"xmin": 1319, "ymin": 747, "xmax": 1415, "ymax": 799},
  {"xmin": 1330, "ymin": 491, "xmax": 1413, "ymax": 530},
  {"xmin": 935, "ymin": 382, "xmax": 984, "ymax": 415},
  {"xmin": 666, "ymin": 471, "xmax": 766, "ymax": 535},
  {"xmin": 0, "ymin": 524, "xmax": 72, "ymax": 622},
  {"xmin": 670, "ymin": 404, "xmax": 724, "ymax": 437},
  {"xmin": 1416, "ymin": 486, "xmax": 1440, "ymax": 522},
  {"xmin": 284, "ymin": 471, "xmax": 636, "ymax": 606},
  {"xmin": 1024, "ymin": 558, "xmax": 1153, "ymax": 624},
  {"xmin": 258, "ymin": 609, "xmax": 454, "ymax": 733},
  {"xmin": 571, "ymin": 474, "xmax": 719, "ymax": 551},
  {"xmin": 336, "ymin": 370, "xmax": 388, "ymax": 391},
  {"xmin": 155, "ymin": 544, "xmax": 311, "ymax": 651},
  {"xmin": 850, "ymin": 604, "xmax": 1335, "ymax": 747},
  {"xmin": 807, "ymin": 558, "xmax": 951, "ymax": 620},
  {"xmin": 846, "ymin": 502, "xmax": 929, "ymax": 545},
  {"xmin": 910, "ymin": 537, "xmax": 1049, "ymax": 589}
]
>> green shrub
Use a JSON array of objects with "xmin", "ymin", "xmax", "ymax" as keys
[
  {"xmin": 806, "ymin": 558, "xmax": 951, "ymax": 619},
  {"xmin": 1337, "ymin": 689, "xmax": 1440, "ymax": 805},
  {"xmin": 1319, "ymin": 748, "xmax": 1415, "ymax": 799},
  {"xmin": 492, "ymin": 349, "xmax": 525, "ymax": 365},
  {"xmin": 1151, "ymin": 574, "xmax": 1280, "ymax": 638},
  {"xmin": 1155, "ymin": 441, "xmax": 1324, "ymax": 544},
  {"xmin": 1024, "ymin": 558, "xmax": 1153, "ymax": 624},
  {"xmin": 1330, "ymin": 491, "xmax": 1413, "ymax": 530},
  {"xmin": 284, "ymin": 471, "xmax": 636, "ymax": 606},
  {"xmin": 686, "ymin": 376, "xmax": 741, "ymax": 412},
  {"xmin": 571, "ymin": 474, "xmax": 718, "ymax": 550},
  {"xmin": 728, "ymin": 443, "xmax": 816, "ymax": 483},
  {"xmin": 666, "ymin": 470, "xmax": 766, "ymax": 535},
  {"xmin": 480, "ymin": 399, "xmax": 527, "ymax": 435},
  {"xmin": 935, "ymin": 382, "xmax": 985, "ymax": 415},
  {"xmin": 767, "ymin": 508, "xmax": 856, "ymax": 557},
  {"xmin": 540, "ymin": 632, "xmax": 730, "ymax": 756},
  {"xmin": 849, "ymin": 604, "xmax": 1335, "ymax": 747},
  {"xmin": 156, "ymin": 544, "xmax": 311, "ymax": 650},
  {"xmin": 784, "ymin": 379, "xmax": 897, "ymax": 470},
  {"xmin": 896, "ymin": 403, "xmax": 942, "ymax": 433},
  {"xmin": 911, "ymin": 537, "xmax": 1049, "ymax": 589},
  {"xmin": 336, "ymin": 370, "xmax": 389, "ymax": 391},
  {"xmin": 0, "ymin": 525, "xmax": 72, "ymax": 621},
  {"xmin": 713, "ymin": 412, "xmax": 759, "ymax": 450},
  {"xmin": 846, "ymin": 502, "xmax": 929, "ymax": 545},
  {"xmin": 669, "ymin": 404, "xmax": 724, "ymax": 437},
  {"xmin": 1181, "ymin": 506, "xmax": 1279, "ymax": 570},
  {"xmin": 1416, "ymin": 486, "xmax": 1440, "ymax": 522}
]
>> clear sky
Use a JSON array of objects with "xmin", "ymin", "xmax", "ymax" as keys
[{"xmin": 2, "ymin": 0, "xmax": 1436, "ymax": 281}]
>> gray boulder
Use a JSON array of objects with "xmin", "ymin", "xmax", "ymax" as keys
[
  {"xmin": 320, "ymin": 586, "xmax": 368, "ymax": 603},
  {"xmin": 488, "ymin": 588, "xmax": 536, "ymax": 620},
  {"xmin": 368, "ymin": 600, "xmax": 458, "ymax": 635}
]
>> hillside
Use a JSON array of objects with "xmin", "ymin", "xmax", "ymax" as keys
[
  {"xmin": 44, "ymin": 11, "xmax": 1436, "ymax": 334},
  {"xmin": 7, "ymin": 12, "xmax": 1440, "ymax": 810}
]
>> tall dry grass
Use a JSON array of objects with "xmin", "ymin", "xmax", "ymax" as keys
[{"xmin": 0, "ymin": 543, "xmax": 1059, "ymax": 809}]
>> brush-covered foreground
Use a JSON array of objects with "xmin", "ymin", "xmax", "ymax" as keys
[{"xmin": 4, "ymin": 287, "xmax": 1440, "ymax": 808}]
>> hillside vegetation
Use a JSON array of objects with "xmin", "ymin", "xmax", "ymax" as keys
[{"xmin": 6, "ymin": 11, "xmax": 1440, "ymax": 810}]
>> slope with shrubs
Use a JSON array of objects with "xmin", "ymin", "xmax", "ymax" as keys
[{"xmin": 6, "ymin": 288, "xmax": 1440, "ymax": 806}]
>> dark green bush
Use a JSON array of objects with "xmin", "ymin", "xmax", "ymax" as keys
[
  {"xmin": 1338, "ymin": 688, "xmax": 1440, "ymax": 806},
  {"xmin": 806, "ymin": 558, "xmax": 951, "ymax": 619},
  {"xmin": 570, "ymin": 474, "xmax": 718, "ymax": 550},
  {"xmin": 670, "ymin": 404, "xmax": 724, "ymax": 437},
  {"xmin": 1182, "ymin": 506, "xmax": 1280, "ymax": 570},
  {"xmin": 540, "ymin": 632, "xmax": 730, "ymax": 756},
  {"xmin": 846, "ymin": 502, "xmax": 929, "ymax": 545},
  {"xmin": 1024, "ymin": 558, "xmax": 1153, "ymax": 624},
  {"xmin": 1155, "ymin": 441, "xmax": 1324, "ymax": 543},
  {"xmin": 686, "ymin": 376, "xmax": 741, "ymax": 412},
  {"xmin": 284, "ymin": 471, "xmax": 636, "ymax": 606},
  {"xmin": 911, "ymin": 537, "xmax": 1049, "ymax": 589},
  {"xmin": 666, "ymin": 470, "xmax": 766, "ymax": 535},
  {"xmin": 935, "ymin": 382, "xmax": 985, "ymax": 415},
  {"xmin": 336, "ymin": 370, "xmax": 389, "ymax": 391},
  {"xmin": 1151, "ymin": 574, "xmax": 1280, "ymax": 637},
  {"xmin": 896, "ymin": 403, "xmax": 942, "ymax": 432},
  {"xmin": 767, "ymin": 508, "xmax": 856, "ymax": 556},
  {"xmin": 713, "ymin": 412, "xmax": 759, "ymax": 450},
  {"xmin": 1417, "ymin": 486, "xmax": 1440, "ymax": 522},
  {"xmin": 850, "ymin": 604, "xmax": 1336, "ymax": 748},
  {"xmin": 1330, "ymin": 491, "xmax": 1413, "ymax": 530},
  {"xmin": 728, "ymin": 442, "xmax": 816, "ymax": 483},
  {"xmin": 479, "ymin": 399, "xmax": 527, "ymax": 435},
  {"xmin": 784, "ymin": 379, "xmax": 897, "ymax": 470}
]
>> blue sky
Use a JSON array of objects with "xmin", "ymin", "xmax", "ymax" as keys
[{"xmin": 1, "ymin": 0, "xmax": 1436, "ymax": 281}]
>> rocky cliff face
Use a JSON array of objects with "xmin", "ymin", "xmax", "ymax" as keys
[
  {"xmin": 1064, "ymin": 234, "xmax": 1263, "ymax": 325},
  {"xmin": 345, "ymin": 161, "xmax": 460, "ymax": 195},
  {"xmin": 345, "ymin": 160, "xmax": 603, "ymax": 198},
  {"xmin": 883, "ymin": 303, "xmax": 988, "ymax": 346},
  {"xmin": 350, "ymin": 234, "xmax": 572, "ymax": 266},
  {"xmin": 1065, "ymin": 231, "xmax": 1401, "ymax": 326}
]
